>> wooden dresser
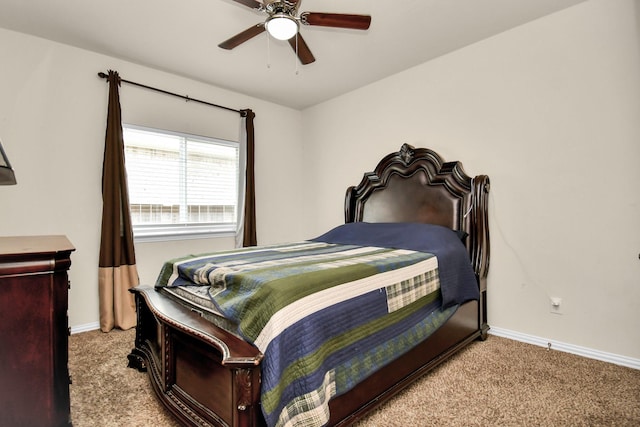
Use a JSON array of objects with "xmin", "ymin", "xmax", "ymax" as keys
[{"xmin": 0, "ymin": 235, "xmax": 75, "ymax": 427}]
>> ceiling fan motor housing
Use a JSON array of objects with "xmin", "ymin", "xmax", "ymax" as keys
[{"xmin": 265, "ymin": 1, "xmax": 298, "ymax": 16}]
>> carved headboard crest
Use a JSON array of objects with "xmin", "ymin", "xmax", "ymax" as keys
[{"xmin": 399, "ymin": 143, "xmax": 415, "ymax": 166}]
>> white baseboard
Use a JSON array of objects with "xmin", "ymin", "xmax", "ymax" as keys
[
  {"xmin": 70, "ymin": 322, "xmax": 100, "ymax": 334},
  {"xmin": 70, "ymin": 321, "xmax": 638, "ymax": 370},
  {"xmin": 489, "ymin": 327, "xmax": 640, "ymax": 370}
]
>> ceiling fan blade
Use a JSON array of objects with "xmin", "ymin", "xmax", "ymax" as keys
[
  {"xmin": 300, "ymin": 12, "xmax": 371, "ymax": 30},
  {"xmin": 230, "ymin": 0, "xmax": 263, "ymax": 10},
  {"xmin": 288, "ymin": 34, "xmax": 315, "ymax": 65},
  {"xmin": 218, "ymin": 23, "xmax": 266, "ymax": 50}
]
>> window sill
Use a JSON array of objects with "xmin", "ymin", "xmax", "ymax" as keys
[{"xmin": 133, "ymin": 228, "xmax": 237, "ymax": 243}]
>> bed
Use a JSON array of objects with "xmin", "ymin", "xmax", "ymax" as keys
[{"xmin": 127, "ymin": 143, "xmax": 490, "ymax": 427}]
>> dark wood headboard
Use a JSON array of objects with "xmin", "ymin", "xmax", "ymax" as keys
[{"xmin": 344, "ymin": 144, "xmax": 490, "ymax": 293}]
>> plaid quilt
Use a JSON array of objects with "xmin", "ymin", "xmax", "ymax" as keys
[{"xmin": 156, "ymin": 235, "xmax": 466, "ymax": 426}]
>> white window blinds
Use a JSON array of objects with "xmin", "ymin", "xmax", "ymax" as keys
[{"xmin": 123, "ymin": 125, "xmax": 239, "ymax": 240}]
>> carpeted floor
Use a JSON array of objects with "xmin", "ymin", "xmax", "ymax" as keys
[
  {"xmin": 69, "ymin": 329, "xmax": 181, "ymax": 427},
  {"xmin": 69, "ymin": 329, "xmax": 640, "ymax": 426}
]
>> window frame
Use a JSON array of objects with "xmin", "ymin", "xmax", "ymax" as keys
[{"xmin": 122, "ymin": 124, "xmax": 241, "ymax": 243}]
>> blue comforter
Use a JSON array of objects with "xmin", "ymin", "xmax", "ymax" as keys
[{"xmin": 312, "ymin": 222, "xmax": 478, "ymax": 308}]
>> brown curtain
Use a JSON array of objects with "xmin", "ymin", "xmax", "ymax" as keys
[
  {"xmin": 98, "ymin": 70, "xmax": 139, "ymax": 332},
  {"xmin": 241, "ymin": 109, "xmax": 257, "ymax": 247}
]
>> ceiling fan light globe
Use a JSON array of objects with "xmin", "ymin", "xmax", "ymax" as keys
[{"xmin": 266, "ymin": 15, "xmax": 298, "ymax": 40}]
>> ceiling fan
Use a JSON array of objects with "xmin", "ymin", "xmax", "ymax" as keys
[{"xmin": 219, "ymin": 0, "xmax": 371, "ymax": 65}]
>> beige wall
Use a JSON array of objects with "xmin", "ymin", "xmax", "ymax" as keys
[
  {"xmin": 0, "ymin": 28, "xmax": 307, "ymax": 328},
  {"xmin": 301, "ymin": 0, "xmax": 640, "ymax": 360}
]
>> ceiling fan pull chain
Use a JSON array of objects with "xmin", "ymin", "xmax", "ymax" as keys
[
  {"xmin": 295, "ymin": 33, "xmax": 299, "ymax": 75},
  {"xmin": 266, "ymin": 31, "xmax": 271, "ymax": 69}
]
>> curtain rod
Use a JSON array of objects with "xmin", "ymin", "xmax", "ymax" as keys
[{"xmin": 97, "ymin": 71, "xmax": 243, "ymax": 115}]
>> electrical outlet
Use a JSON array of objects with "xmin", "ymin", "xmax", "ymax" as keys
[{"xmin": 550, "ymin": 297, "xmax": 563, "ymax": 315}]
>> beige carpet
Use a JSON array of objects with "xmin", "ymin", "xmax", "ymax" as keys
[{"xmin": 69, "ymin": 329, "xmax": 640, "ymax": 426}]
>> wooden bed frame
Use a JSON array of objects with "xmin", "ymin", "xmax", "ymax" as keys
[{"xmin": 128, "ymin": 143, "xmax": 490, "ymax": 427}]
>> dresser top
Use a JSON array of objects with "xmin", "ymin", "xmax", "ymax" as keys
[{"xmin": 0, "ymin": 235, "xmax": 75, "ymax": 257}]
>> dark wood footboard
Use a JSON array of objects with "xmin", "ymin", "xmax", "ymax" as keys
[
  {"xmin": 129, "ymin": 286, "xmax": 264, "ymax": 427},
  {"xmin": 129, "ymin": 287, "xmax": 480, "ymax": 427}
]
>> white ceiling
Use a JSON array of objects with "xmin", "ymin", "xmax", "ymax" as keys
[{"xmin": 0, "ymin": 0, "xmax": 585, "ymax": 109}]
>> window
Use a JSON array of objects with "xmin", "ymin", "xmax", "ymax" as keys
[{"xmin": 123, "ymin": 125, "xmax": 240, "ymax": 241}]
